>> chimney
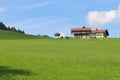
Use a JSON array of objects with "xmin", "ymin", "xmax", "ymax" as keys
[
  {"xmin": 82, "ymin": 26, "xmax": 86, "ymax": 28},
  {"xmin": 96, "ymin": 28, "xmax": 98, "ymax": 31}
]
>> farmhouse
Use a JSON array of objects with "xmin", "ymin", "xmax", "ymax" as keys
[
  {"xmin": 71, "ymin": 27, "xmax": 109, "ymax": 38},
  {"xmin": 92, "ymin": 29, "xmax": 109, "ymax": 38}
]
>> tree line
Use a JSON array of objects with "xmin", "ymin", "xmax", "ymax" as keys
[{"xmin": 0, "ymin": 21, "xmax": 25, "ymax": 34}]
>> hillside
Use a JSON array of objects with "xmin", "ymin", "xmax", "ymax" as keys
[
  {"xmin": 0, "ymin": 30, "xmax": 42, "ymax": 39},
  {"xmin": 0, "ymin": 39, "xmax": 120, "ymax": 80}
]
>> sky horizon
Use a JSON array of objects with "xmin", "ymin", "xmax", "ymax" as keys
[{"xmin": 0, "ymin": 0, "xmax": 120, "ymax": 37}]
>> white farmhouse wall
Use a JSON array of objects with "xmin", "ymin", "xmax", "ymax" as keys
[
  {"xmin": 71, "ymin": 33, "xmax": 75, "ymax": 37},
  {"xmin": 82, "ymin": 35, "xmax": 90, "ymax": 38},
  {"xmin": 95, "ymin": 33, "xmax": 104, "ymax": 38}
]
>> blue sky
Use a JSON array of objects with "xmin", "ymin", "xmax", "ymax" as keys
[{"xmin": 0, "ymin": 0, "xmax": 120, "ymax": 37}]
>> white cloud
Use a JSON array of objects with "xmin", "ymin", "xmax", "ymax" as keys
[
  {"xmin": 0, "ymin": 7, "xmax": 6, "ymax": 12},
  {"xmin": 87, "ymin": 4, "xmax": 120, "ymax": 27},
  {"xmin": 20, "ymin": 1, "xmax": 55, "ymax": 9}
]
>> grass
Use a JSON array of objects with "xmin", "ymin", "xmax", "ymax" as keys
[
  {"xmin": 0, "ymin": 30, "xmax": 44, "ymax": 39},
  {"xmin": 0, "ymin": 38, "xmax": 120, "ymax": 80}
]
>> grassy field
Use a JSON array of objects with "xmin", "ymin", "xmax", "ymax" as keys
[
  {"xmin": 0, "ymin": 30, "xmax": 43, "ymax": 39},
  {"xmin": 0, "ymin": 38, "xmax": 120, "ymax": 80}
]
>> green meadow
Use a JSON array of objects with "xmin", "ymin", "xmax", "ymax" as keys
[{"xmin": 0, "ymin": 30, "xmax": 120, "ymax": 80}]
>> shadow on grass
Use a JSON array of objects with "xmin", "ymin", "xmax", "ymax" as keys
[{"xmin": 0, "ymin": 66, "xmax": 35, "ymax": 77}]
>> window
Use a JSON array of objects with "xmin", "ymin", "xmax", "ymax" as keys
[
  {"xmin": 96, "ymin": 33, "xmax": 100, "ymax": 36},
  {"xmin": 96, "ymin": 33, "xmax": 103, "ymax": 37}
]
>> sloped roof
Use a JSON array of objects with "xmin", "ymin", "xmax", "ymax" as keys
[
  {"xmin": 71, "ymin": 28, "xmax": 91, "ymax": 31},
  {"xmin": 92, "ymin": 29, "xmax": 109, "ymax": 35},
  {"xmin": 71, "ymin": 27, "xmax": 109, "ymax": 36},
  {"xmin": 92, "ymin": 30, "xmax": 106, "ymax": 33}
]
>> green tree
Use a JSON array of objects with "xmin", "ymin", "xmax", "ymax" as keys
[
  {"xmin": 0, "ymin": 21, "xmax": 25, "ymax": 34},
  {"xmin": 55, "ymin": 32, "xmax": 60, "ymax": 38},
  {"xmin": 7, "ymin": 26, "xmax": 11, "ymax": 30},
  {"xmin": 0, "ymin": 22, "xmax": 7, "ymax": 30},
  {"xmin": 10, "ymin": 27, "xmax": 17, "ymax": 32}
]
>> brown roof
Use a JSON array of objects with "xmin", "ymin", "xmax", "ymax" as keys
[
  {"xmin": 92, "ymin": 29, "xmax": 109, "ymax": 35},
  {"xmin": 71, "ymin": 28, "xmax": 91, "ymax": 31},
  {"xmin": 92, "ymin": 30, "xmax": 106, "ymax": 33}
]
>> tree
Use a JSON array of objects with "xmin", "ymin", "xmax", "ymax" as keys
[
  {"xmin": 55, "ymin": 32, "xmax": 60, "ymax": 38},
  {"xmin": 7, "ymin": 26, "xmax": 11, "ymax": 30},
  {"xmin": 0, "ymin": 21, "xmax": 25, "ymax": 34},
  {"xmin": 42, "ymin": 35, "xmax": 49, "ymax": 38},
  {"xmin": 17, "ymin": 29, "xmax": 25, "ymax": 34},
  {"xmin": 10, "ymin": 27, "xmax": 17, "ymax": 32},
  {"xmin": 0, "ymin": 22, "xmax": 7, "ymax": 30}
]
